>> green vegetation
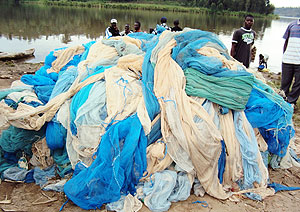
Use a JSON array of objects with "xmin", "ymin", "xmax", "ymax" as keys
[
  {"xmin": 0, "ymin": 2, "xmax": 272, "ymax": 40},
  {"xmin": 21, "ymin": 0, "xmax": 276, "ymax": 17}
]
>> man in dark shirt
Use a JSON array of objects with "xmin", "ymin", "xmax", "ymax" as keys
[
  {"xmin": 171, "ymin": 20, "xmax": 182, "ymax": 32},
  {"xmin": 230, "ymin": 15, "xmax": 256, "ymax": 68},
  {"xmin": 105, "ymin": 19, "xmax": 120, "ymax": 39}
]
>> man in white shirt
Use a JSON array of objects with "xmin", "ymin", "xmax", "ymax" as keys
[
  {"xmin": 281, "ymin": 18, "xmax": 300, "ymax": 106},
  {"xmin": 120, "ymin": 24, "xmax": 133, "ymax": 36}
]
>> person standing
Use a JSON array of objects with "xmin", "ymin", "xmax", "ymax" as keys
[
  {"xmin": 105, "ymin": 19, "xmax": 120, "ymax": 39},
  {"xmin": 159, "ymin": 17, "xmax": 171, "ymax": 30},
  {"xmin": 134, "ymin": 21, "xmax": 142, "ymax": 33},
  {"xmin": 281, "ymin": 18, "xmax": 300, "ymax": 106},
  {"xmin": 171, "ymin": 20, "xmax": 182, "ymax": 32},
  {"xmin": 152, "ymin": 17, "xmax": 171, "ymax": 34},
  {"xmin": 120, "ymin": 24, "xmax": 133, "ymax": 36},
  {"xmin": 230, "ymin": 15, "xmax": 256, "ymax": 68}
]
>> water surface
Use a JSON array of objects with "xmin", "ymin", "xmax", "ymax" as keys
[{"xmin": 0, "ymin": 2, "xmax": 298, "ymax": 73}]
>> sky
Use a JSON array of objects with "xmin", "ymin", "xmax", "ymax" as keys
[{"xmin": 270, "ymin": 0, "xmax": 300, "ymax": 7}]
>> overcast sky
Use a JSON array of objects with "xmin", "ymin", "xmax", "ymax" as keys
[{"xmin": 270, "ymin": 0, "xmax": 300, "ymax": 7}]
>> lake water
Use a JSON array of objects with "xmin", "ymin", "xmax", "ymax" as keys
[{"xmin": 0, "ymin": 2, "xmax": 299, "ymax": 73}]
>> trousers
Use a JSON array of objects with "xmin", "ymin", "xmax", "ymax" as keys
[{"xmin": 281, "ymin": 63, "xmax": 300, "ymax": 104}]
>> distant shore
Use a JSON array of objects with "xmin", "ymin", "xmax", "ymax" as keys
[{"xmin": 21, "ymin": 0, "xmax": 277, "ymax": 19}]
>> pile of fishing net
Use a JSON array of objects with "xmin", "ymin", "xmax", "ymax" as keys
[{"xmin": 0, "ymin": 27, "xmax": 298, "ymax": 211}]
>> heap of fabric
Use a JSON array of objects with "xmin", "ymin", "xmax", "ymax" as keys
[{"xmin": 0, "ymin": 29, "xmax": 296, "ymax": 211}]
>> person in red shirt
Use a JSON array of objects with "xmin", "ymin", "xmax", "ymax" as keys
[{"xmin": 134, "ymin": 21, "xmax": 142, "ymax": 33}]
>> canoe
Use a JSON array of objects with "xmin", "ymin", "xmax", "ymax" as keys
[{"xmin": 0, "ymin": 48, "xmax": 35, "ymax": 61}]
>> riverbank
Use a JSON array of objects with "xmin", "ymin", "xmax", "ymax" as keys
[
  {"xmin": 21, "ymin": 0, "xmax": 277, "ymax": 19},
  {"xmin": 0, "ymin": 61, "xmax": 42, "ymax": 89},
  {"xmin": 0, "ymin": 59, "xmax": 300, "ymax": 212}
]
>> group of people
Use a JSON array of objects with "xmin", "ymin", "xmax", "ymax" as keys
[
  {"xmin": 231, "ymin": 14, "xmax": 300, "ymax": 109},
  {"xmin": 106, "ymin": 14, "xmax": 300, "ymax": 109},
  {"xmin": 105, "ymin": 17, "xmax": 182, "ymax": 39}
]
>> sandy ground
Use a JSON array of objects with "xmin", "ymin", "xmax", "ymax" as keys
[{"xmin": 0, "ymin": 60, "xmax": 300, "ymax": 212}]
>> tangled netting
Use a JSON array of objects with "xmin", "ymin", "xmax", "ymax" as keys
[{"xmin": 0, "ymin": 28, "xmax": 295, "ymax": 211}]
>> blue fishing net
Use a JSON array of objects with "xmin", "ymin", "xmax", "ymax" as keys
[
  {"xmin": 80, "ymin": 41, "xmax": 96, "ymax": 62},
  {"xmin": 45, "ymin": 44, "xmax": 97, "ymax": 150},
  {"xmin": 218, "ymin": 140, "xmax": 226, "ymax": 184},
  {"xmin": 138, "ymin": 33, "xmax": 160, "ymax": 121},
  {"xmin": 172, "ymin": 30, "xmax": 251, "ymax": 77},
  {"xmin": 184, "ymin": 67, "xmax": 254, "ymax": 110},
  {"xmin": 21, "ymin": 44, "xmax": 91, "ymax": 104},
  {"xmin": 0, "ymin": 125, "xmax": 46, "ymax": 178},
  {"xmin": 46, "ymin": 67, "xmax": 78, "ymax": 150},
  {"xmin": 52, "ymin": 147, "xmax": 72, "ymax": 178},
  {"xmin": 245, "ymin": 80, "xmax": 294, "ymax": 157},
  {"xmin": 46, "ymin": 121, "xmax": 67, "ymax": 150},
  {"xmin": 64, "ymin": 114, "xmax": 147, "ymax": 210},
  {"xmin": 201, "ymin": 100, "xmax": 227, "ymax": 184},
  {"xmin": 70, "ymin": 84, "xmax": 94, "ymax": 135},
  {"xmin": 0, "ymin": 125, "xmax": 46, "ymax": 154},
  {"xmin": 0, "ymin": 149, "xmax": 16, "ymax": 179},
  {"xmin": 269, "ymin": 182, "xmax": 300, "ymax": 193},
  {"xmin": 147, "ymin": 117, "xmax": 162, "ymax": 146},
  {"xmin": 3, "ymin": 95, "xmax": 42, "ymax": 109},
  {"xmin": 0, "ymin": 87, "xmax": 30, "ymax": 101},
  {"xmin": 128, "ymin": 32, "xmax": 156, "ymax": 52},
  {"xmin": 234, "ymin": 111, "xmax": 261, "ymax": 192}
]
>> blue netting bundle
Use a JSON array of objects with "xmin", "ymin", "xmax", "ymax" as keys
[
  {"xmin": 218, "ymin": 140, "xmax": 226, "ymax": 184},
  {"xmin": 45, "ymin": 46, "xmax": 95, "ymax": 150},
  {"xmin": 46, "ymin": 66, "xmax": 78, "ymax": 150},
  {"xmin": 0, "ymin": 125, "xmax": 46, "ymax": 178},
  {"xmin": 184, "ymin": 67, "xmax": 254, "ymax": 110},
  {"xmin": 21, "ymin": 51, "xmax": 58, "ymax": 104},
  {"xmin": 0, "ymin": 125, "xmax": 46, "ymax": 155},
  {"xmin": 69, "ymin": 67, "xmax": 108, "ymax": 137},
  {"xmin": 139, "ymin": 34, "xmax": 160, "ymax": 121},
  {"xmin": 128, "ymin": 32, "xmax": 156, "ymax": 52},
  {"xmin": 234, "ymin": 111, "xmax": 261, "ymax": 189},
  {"xmin": 46, "ymin": 121, "xmax": 67, "ymax": 150},
  {"xmin": 0, "ymin": 87, "xmax": 29, "ymax": 101},
  {"xmin": 52, "ymin": 147, "xmax": 72, "ymax": 178},
  {"xmin": 245, "ymin": 80, "xmax": 294, "ymax": 157},
  {"xmin": 64, "ymin": 114, "xmax": 147, "ymax": 210},
  {"xmin": 268, "ymin": 182, "xmax": 300, "ymax": 193},
  {"xmin": 172, "ymin": 30, "xmax": 250, "ymax": 78},
  {"xmin": 20, "ymin": 43, "xmax": 92, "ymax": 104},
  {"xmin": 81, "ymin": 41, "xmax": 96, "ymax": 61},
  {"xmin": 171, "ymin": 30, "xmax": 254, "ymax": 111},
  {"xmin": 0, "ymin": 87, "xmax": 43, "ymax": 109},
  {"xmin": 0, "ymin": 149, "xmax": 16, "ymax": 179}
]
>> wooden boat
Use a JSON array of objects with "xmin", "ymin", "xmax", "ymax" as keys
[{"xmin": 0, "ymin": 48, "xmax": 35, "ymax": 61}]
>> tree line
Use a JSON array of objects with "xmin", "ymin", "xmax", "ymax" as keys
[
  {"xmin": 36, "ymin": 0, "xmax": 276, "ymax": 15},
  {"xmin": 274, "ymin": 7, "xmax": 300, "ymax": 17}
]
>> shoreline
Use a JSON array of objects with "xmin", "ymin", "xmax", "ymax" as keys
[{"xmin": 21, "ymin": 1, "xmax": 278, "ymax": 19}]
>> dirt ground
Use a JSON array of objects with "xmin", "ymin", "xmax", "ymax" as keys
[{"xmin": 0, "ymin": 61, "xmax": 300, "ymax": 212}]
